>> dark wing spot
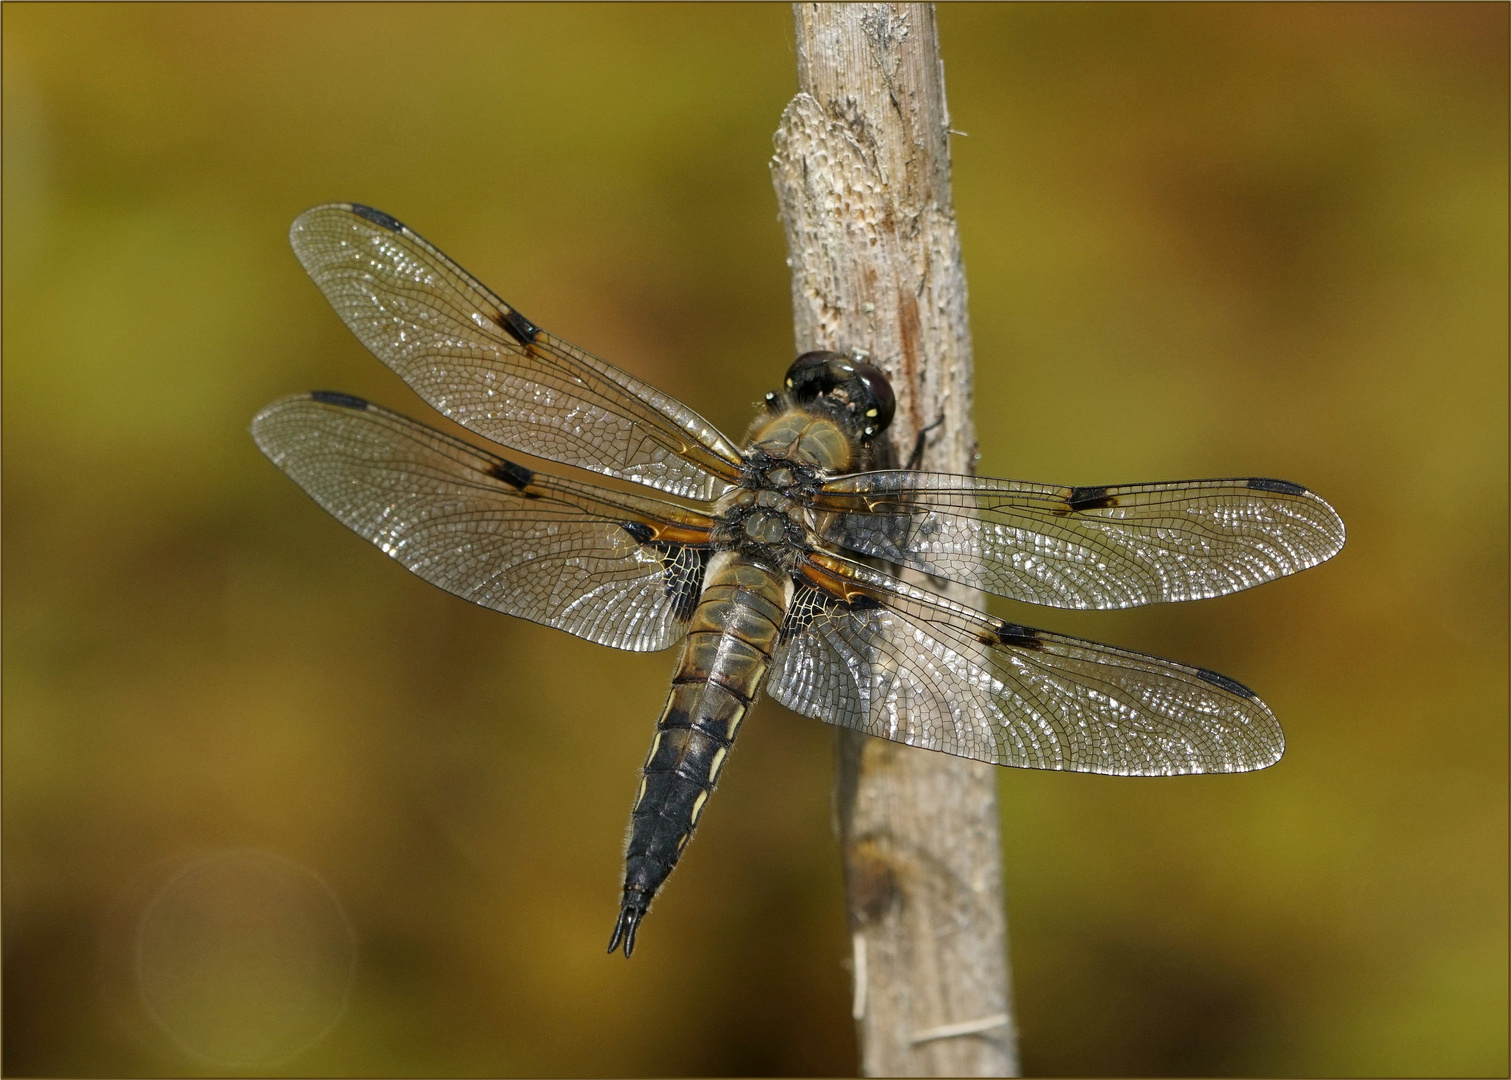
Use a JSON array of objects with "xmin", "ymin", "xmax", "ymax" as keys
[
  {"xmin": 779, "ymin": 593, "xmax": 821, "ymax": 641},
  {"xmin": 1195, "ymin": 666, "xmax": 1257, "ymax": 699},
  {"xmin": 780, "ymin": 582, "xmax": 865, "ymax": 642},
  {"xmin": 309, "ymin": 390, "xmax": 369, "ymax": 410},
  {"xmin": 996, "ymin": 622, "xmax": 1044, "ymax": 650},
  {"xmin": 638, "ymin": 542, "xmax": 706, "ymax": 624},
  {"xmin": 1247, "ymin": 478, "xmax": 1307, "ymax": 496},
  {"xmin": 665, "ymin": 551, "xmax": 707, "ymax": 624},
  {"xmin": 1067, "ymin": 485, "xmax": 1117, "ymax": 511},
  {"xmin": 486, "ymin": 459, "xmax": 534, "ymax": 490},
  {"xmin": 496, "ymin": 307, "xmax": 540, "ymax": 346},
  {"xmin": 349, "ymin": 204, "xmax": 405, "ymax": 232}
]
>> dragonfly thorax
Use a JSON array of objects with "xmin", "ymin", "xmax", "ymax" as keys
[
  {"xmin": 745, "ymin": 409, "xmax": 854, "ymax": 473},
  {"xmin": 714, "ymin": 471, "xmax": 814, "ymax": 565},
  {"xmin": 743, "ymin": 508, "xmax": 790, "ymax": 545}
]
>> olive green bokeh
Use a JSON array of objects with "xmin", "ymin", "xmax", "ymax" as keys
[{"xmin": 4, "ymin": 4, "xmax": 1506, "ymax": 1076}]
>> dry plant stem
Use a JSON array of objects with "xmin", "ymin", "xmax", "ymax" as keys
[{"xmin": 772, "ymin": 4, "xmax": 1018, "ymax": 1076}]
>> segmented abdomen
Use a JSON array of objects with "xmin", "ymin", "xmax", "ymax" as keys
[{"xmin": 608, "ymin": 551, "xmax": 792, "ymax": 955}]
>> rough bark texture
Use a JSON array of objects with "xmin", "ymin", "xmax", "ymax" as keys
[{"xmin": 771, "ymin": 5, "xmax": 1018, "ymax": 1076}]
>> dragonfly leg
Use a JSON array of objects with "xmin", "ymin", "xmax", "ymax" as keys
[{"xmin": 906, "ymin": 411, "xmax": 946, "ymax": 470}]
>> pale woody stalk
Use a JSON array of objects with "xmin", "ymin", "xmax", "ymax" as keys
[{"xmin": 771, "ymin": 4, "xmax": 1018, "ymax": 1076}]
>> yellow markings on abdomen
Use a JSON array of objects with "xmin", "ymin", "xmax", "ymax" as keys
[{"xmin": 619, "ymin": 551, "xmax": 796, "ymax": 921}]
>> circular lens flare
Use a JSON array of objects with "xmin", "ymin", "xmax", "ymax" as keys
[{"xmin": 134, "ymin": 849, "xmax": 355, "ymax": 1069}]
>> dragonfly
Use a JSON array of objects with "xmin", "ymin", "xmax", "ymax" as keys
[{"xmin": 252, "ymin": 204, "xmax": 1346, "ymax": 957}]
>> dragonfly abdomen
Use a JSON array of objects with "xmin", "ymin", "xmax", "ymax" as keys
[{"xmin": 609, "ymin": 551, "xmax": 792, "ymax": 956}]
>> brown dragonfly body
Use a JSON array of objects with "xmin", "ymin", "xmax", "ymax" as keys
[
  {"xmin": 617, "ymin": 398, "xmax": 882, "ymax": 953},
  {"xmin": 253, "ymin": 205, "xmax": 1345, "ymax": 956}
]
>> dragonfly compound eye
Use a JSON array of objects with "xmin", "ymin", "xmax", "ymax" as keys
[
  {"xmin": 784, "ymin": 351, "xmax": 850, "ymax": 398},
  {"xmin": 782, "ymin": 352, "xmax": 895, "ymax": 441},
  {"xmin": 850, "ymin": 362, "xmax": 895, "ymax": 437}
]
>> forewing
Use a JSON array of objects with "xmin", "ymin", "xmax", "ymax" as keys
[
  {"xmin": 251, "ymin": 393, "xmax": 716, "ymax": 652},
  {"xmin": 766, "ymin": 554, "xmax": 1283, "ymax": 775},
  {"xmin": 289, "ymin": 204, "xmax": 745, "ymax": 502},
  {"xmin": 811, "ymin": 472, "xmax": 1345, "ymax": 609}
]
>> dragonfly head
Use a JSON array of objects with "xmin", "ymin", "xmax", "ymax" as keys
[{"xmin": 782, "ymin": 351, "xmax": 896, "ymax": 441}]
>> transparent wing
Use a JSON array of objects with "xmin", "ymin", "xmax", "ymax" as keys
[
  {"xmin": 289, "ymin": 203, "xmax": 745, "ymax": 502},
  {"xmin": 810, "ymin": 472, "xmax": 1345, "ymax": 609},
  {"xmin": 765, "ymin": 554, "xmax": 1283, "ymax": 775},
  {"xmin": 251, "ymin": 393, "xmax": 717, "ymax": 652}
]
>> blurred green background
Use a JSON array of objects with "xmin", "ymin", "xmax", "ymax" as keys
[{"xmin": 3, "ymin": 4, "xmax": 1506, "ymax": 1076}]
